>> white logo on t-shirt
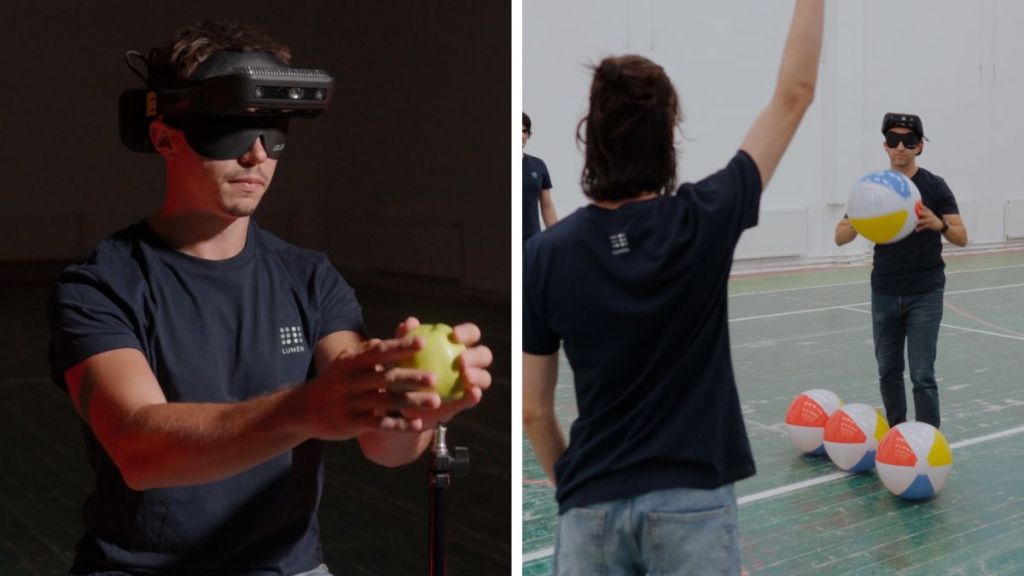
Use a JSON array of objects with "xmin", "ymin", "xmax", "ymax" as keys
[
  {"xmin": 280, "ymin": 325, "xmax": 306, "ymax": 354},
  {"xmin": 531, "ymin": 171, "xmax": 538, "ymax": 180},
  {"xmin": 610, "ymin": 233, "xmax": 630, "ymax": 255}
]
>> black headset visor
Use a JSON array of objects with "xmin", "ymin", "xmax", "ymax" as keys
[
  {"xmin": 164, "ymin": 114, "xmax": 289, "ymax": 160},
  {"xmin": 119, "ymin": 51, "xmax": 331, "ymax": 156}
]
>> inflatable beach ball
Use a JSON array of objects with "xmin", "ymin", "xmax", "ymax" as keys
[
  {"xmin": 785, "ymin": 389, "xmax": 843, "ymax": 455},
  {"xmin": 876, "ymin": 422, "xmax": 953, "ymax": 500},
  {"xmin": 847, "ymin": 170, "xmax": 922, "ymax": 244},
  {"xmin": 823, "ymin": 403, "xmax": 890, "ymax": 473}
]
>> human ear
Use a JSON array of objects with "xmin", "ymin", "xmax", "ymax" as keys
[{"xmin": 149, "ymin": 120, "xmax": 176, "ymax": 159}]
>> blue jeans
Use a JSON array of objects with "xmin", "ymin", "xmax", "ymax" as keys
[
  {"xmin": 872, "ymin": 289, "xmax": 944, "ymax": 428},
  {"xmin": 553, "ymin": 485, "xmax": 740, "ymax": 576}
]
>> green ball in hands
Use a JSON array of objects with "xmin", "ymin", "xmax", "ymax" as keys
[{"xmin": 398, "ymin": 323, "xmax": 466, "ymax": 402}]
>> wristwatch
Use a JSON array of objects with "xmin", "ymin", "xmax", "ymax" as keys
[{"xmin": 940, "ymin": 219, "xmax": 950, "ymax": 234}]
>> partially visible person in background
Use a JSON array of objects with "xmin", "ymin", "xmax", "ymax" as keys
[{"xmin": 523, "ymin": 112, "xmax": 558, "ymax": 244}]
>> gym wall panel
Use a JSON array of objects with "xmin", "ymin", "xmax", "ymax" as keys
[
  {"xmin": 736, "ymin": 209, "xmax": 809, "ymax": 260},
  {"xmin": 1003, "ymin": 201, "xmax": 1024, "ymax": 239}
]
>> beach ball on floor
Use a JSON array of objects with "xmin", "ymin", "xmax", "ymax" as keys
[
  {"xmin": 785, "ymin": 389, "xmax": 843, "ymax": 455},
  {"xmin": 847, "ymin": 170, "xmax": 922, "ymax": 244},
  {"xmin": 823, "ymin": 403, "xmax": 890, "ymax": 473},
  {"xmin": 876, "ymin": 422, "xmax": 953, "ymax": 500}
]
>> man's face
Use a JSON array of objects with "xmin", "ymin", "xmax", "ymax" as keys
[
  {"xmin": 164, "ymin": 125, "xmax": 278, "ymax": 218},
  {"xmin": 522, "ymin": 124, "xmax": 530, "ymax": 150},
  {"xmin": 884, "ymin": 127, "xmax": 921, "ymax": 168}
]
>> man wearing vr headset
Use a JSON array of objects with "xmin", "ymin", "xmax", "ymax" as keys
[
  {"xmin": 834, "ymin": 113, "xmax": 967, "ymax": 430},
  {"xmin": 47, "ymin": 21, "xmax": 492, "ymax": 576}
]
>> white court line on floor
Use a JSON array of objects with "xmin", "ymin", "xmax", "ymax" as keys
[
  {"xmin": 734, "ymin": 325, "xmax": 870, "ymax": 349},
  {"xmin": 731, "ymin": 263, "xmax": 1024, "ymax": 298},
  {"xmin": 730, "ymin": 282, "xmax": 1024, "ymax": 323},
  {"xmin": 730, "ymin": 302, "xmax": 869, "ymax": 322},
  {"xmin": 522, "ymin": 423, "xmax": 1024, "ymax": 564},
  {"xmin": 523, "ymin": 547, "xmax": 555, "ymax": 564},
  {"xmin": 739, "ymin": 423, "xmax": 1024, "ymax": 506},
  {"xmin": 732, "ymin": 279, "xmax": 869, "ymax": 297},
  {"xmin": 840, "ymin": 306, "xmax": 1024, "ymax": 342}
]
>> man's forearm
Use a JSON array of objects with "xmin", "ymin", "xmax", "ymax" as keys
[
  {"xmin": 944, "ymin": 223, "xmax": 968, "ymax": 247},
  {"xmin": 541, "ymin": 206, "xmax": 558, "ymax": 228},
  {"xmin": 110, "ymin": 385, "xmax": 312, "ymax": 490},
  {"xmin": 540, "ymin": 190, "xmax": 558, "ymax": 228},
  {"xmin": 525, "ymin": 414, "xmax": 566, "ymax": 484},
  {"xmin": 835, "ymin": 219, "xmax": 858, "ymax": 246},
  {"xmin": 776, "ymin": 0, "xmax": 824, "ymax": 102}
]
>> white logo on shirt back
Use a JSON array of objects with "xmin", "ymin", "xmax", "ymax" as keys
[
  {"xmin": 531, "ymin": 171, "xmax": 539, "ymax": 180},
  {"xmin": 280, "ymin": 325, "xmax": 306, "ymax": 354},
  {"xmin": 610, "ymin": 233, "xmax": 630, "ymax": 255}
]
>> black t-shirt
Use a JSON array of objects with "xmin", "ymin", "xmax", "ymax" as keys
[
  {"xmin": 49, "ymin": 220, "xmax": 364, "ymax": 575},
  {"xmin": 523, "ymin": 153, "xmax": 552, "ymax": 243},
  {"xmin": 872, "ymin": 167, "xmax": 959, "ymax": 295},
  {"xmin": 523, "ymin": 151, "xmax": 761, "ymax": 513}
]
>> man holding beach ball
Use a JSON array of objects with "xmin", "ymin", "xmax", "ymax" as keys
[{"xmin": 835, "ymin": 113, "xmax": 968, "ymax": 430}]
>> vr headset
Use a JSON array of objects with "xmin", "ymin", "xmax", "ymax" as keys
[
  {"xmin": 119, "ymin": 50, "xmax": 334, "ymax": 159},
  {"xmin": 881, "ymin": 112, "xmax": 925, "ymax": 139}
]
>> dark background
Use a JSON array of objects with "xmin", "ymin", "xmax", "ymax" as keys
[{"xmin": 0, "ymin": 2, "xmax": 511, "ymax": 574}]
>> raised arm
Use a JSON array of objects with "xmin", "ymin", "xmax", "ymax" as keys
[{"xmin": 740, "ymin": 0, "xmax": 824, "ymax": 188}]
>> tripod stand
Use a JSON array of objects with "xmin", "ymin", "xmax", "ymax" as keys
[{"xmin": 427, "ymin": 423, "xmax": 469, "ymax": 576}]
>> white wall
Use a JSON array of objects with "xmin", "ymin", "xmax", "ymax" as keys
[{"xmin": 524, "ymin": 0, "xmax": 1024, "ymax": 263}]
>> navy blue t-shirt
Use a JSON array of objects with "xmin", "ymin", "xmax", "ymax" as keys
[
  {"xmin": 523, "ymin": 153, "xmax": 552, "ymax": 243},
  {"xmin": 872, "ymin": 167, "xmax": 959, "ymax": 295},
  {"xmin": 523, "ymin": 151, "xmax": 761, "ymax": 513},
  {"xmin": 48, "ymin": 220, "xmax": 364, "ymax": 575}
]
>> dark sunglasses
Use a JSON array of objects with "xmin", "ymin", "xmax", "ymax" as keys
[{"xmin": 885, "ymin": 131, "xmax": 920, "ymax": 150}]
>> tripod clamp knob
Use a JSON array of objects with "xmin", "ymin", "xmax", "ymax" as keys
[{"xmin": 429, "ymin": 425, "xmax": 470, "ymax": 487}]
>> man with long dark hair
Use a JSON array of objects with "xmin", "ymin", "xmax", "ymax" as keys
[{"xmin": 523, "ymin": 2, "xmax": 824, "ymax": 573}]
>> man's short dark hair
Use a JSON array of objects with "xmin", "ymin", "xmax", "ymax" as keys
[
  {"xmin": 148, "ymin": 20, "xmax": 291, "ymax": 88},
  {"xmin": 523, "ymin": 112, "xmax": 532, "ymax": 135}
]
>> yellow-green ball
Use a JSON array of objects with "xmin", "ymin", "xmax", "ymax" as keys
[{"xmin": 398, "ymin": 323, "xmax": 466, "ymax": 402}]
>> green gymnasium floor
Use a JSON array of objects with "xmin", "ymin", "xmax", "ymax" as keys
[{"xmin": 523, "ymin": 250, "xmax": 1024, "ymax": 575}]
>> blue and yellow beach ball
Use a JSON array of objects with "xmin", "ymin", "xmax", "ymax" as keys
[
  {"xmin": 876, "ymin": 422, "xmax": 953, "ymax": 499},
  {"xmin": 847, "ymin": 170, "xmax": 922, "ymax": 244}
]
